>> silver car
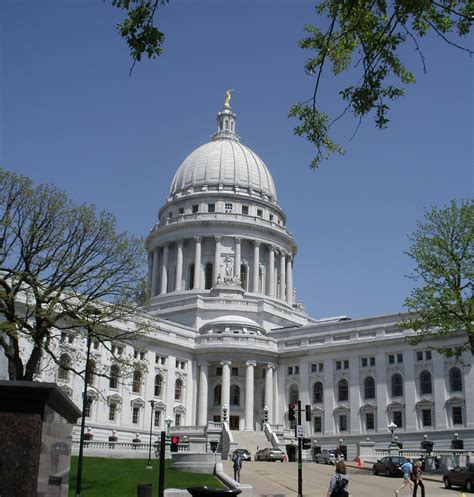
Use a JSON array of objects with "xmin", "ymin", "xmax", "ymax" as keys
[{"xmin": 314, "ymin": 449, "xmax": 336, "ymax": 464}]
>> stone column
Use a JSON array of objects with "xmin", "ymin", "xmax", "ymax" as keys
[
  {"xmin": 268, "ymin": 246, "xmax": 275, "ymax": 297},
  {"xmin": 349, "ymin": 356, "xmax": 361, "ymax": 434},
  {"xmin": 213, "ymin": 236, "xmax": 222, "ymax": 284},
  {"xmin": 403, "ymin": 350, "xmax": 417, "ymax": 431},
  {"xmin": 194, "ymin": 236, "xmax": 202, "ymax": 290},
  {"xmin": 323, "ymin": 358, "xmax": 335, "ymax": 435},
  {"xmin": 160, "ymin": 244, "xmax": 169, "ymax": 294},
  {"xmin": 253, "ymin": 241, "xmax": 260, "ymax": 293},
  {"xmin": 175, "ymin": 240, "xmax": 184, "ymax": 291},
  {"xmin": 375, "ymin": 352, "xmax": 388, "ymax": 432},
  {"xmin": 265, "ymin": 364, "xmax": 275, "ymax": 424},
  {"xmin": 245, "ymin": 361, "xmax": 256, "ymax": 430},
  {"xmin": 234, "ymin": 237, "xmax": 242, "ymax": 278},
  {"xmin": 197, "ymin": 362, "xmax": 209, "ymax": 426},
  {"xmin": 221, "ymin": 361, "xmax": 231, "ymax": 416},
  {"xmin": 286, "ymin": 254, "xmax": 293, "ymax": 305},
  {"xmin": 279, "ymin": 251, "xmax": 286, "ymax": 300},
  {"xmin": 151, "ymin": 247, "xmax": 159, "ymax": 296},
  {"xmin": 432, "ymin": 351, "xmax": 447, "ymax": 429}
]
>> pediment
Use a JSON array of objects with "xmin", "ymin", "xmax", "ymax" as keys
[
  {"xmin": 333, "ymin": 404, "xmax": 350, "ymax": 412},
  {"xmin": 108, "ymin": 393, "xmax": 122, "ymax": 404},
  {"xmin": 359, "ymin": 402, "xmax": 377, "ymax": 411},
  {"xmin": 174, "ymin": 404, "xmax": 186, "ymax": 413},
  {"xmin": 131, "ymin": 397, "xmax": 145, "ymax": 407}
]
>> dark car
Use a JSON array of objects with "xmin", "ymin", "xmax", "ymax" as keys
[
  {"xmin": 233, "ymin": 448, "xmax": 251, "ymax": 461},
  {"xmin": 443, "ymin": 464, "xmax": 474, "ymax": 492},
  {"xmin": 372, "ymin": 456, "xmax": 410, "ymax": 477}
]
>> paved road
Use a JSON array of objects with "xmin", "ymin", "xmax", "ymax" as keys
[{"xmin": 223, "ymin": 460, "xmax": 456, "ymax": 497}]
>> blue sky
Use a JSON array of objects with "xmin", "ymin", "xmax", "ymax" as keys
[{"xmin": 1, "ymin": 0, "xmax": 472, "ymax": 320}]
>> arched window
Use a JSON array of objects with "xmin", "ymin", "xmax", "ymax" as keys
[
  {"xmin": 87, "ymin": 359, "xmax": 96, "ymax": 386},
  {"xmin": 391, "ymin": 374, "xmax": 403, "ymax": 397},
  {"xmin": 58, "ymin": 353, "xmax": 71, "ymax": 380},
  {"xmin": 154, "ymin": 374, "xmax": 163, "ymax": 397},
  {"xmin": 230, "ymin": 385, "xmax": 240, "ymax": 405},
  {"xmin": 338, "ymin": 379, "xmax": 348, "ymax": 402},
  {"xmin": 214, "ymin": 384, "xmax": 222, "ymax": 405},
  {"xmin": 188, "ymin": 263, "xmax": 195, "ymax": 290},
  {"xmin": 239, "ymin": 264, "xmax": 247, "ymax": 291},
  {"xmin": 109, "ymin": 365, "xmax": 119, "ymax": 389},
  {"xmin": 205, "ymin": 263, "xmax": 213, "ymax": 289},
  {"xmin": 313, "ymin": 382, "xmax": 323, "ymax": 403},
  {"xmin": 132, "ymin": 370, "xmax": 142, "ymax": 394},
  {"xmin": 364, "ymin": 377, "xmax": 375, "ymax": 400},
  {"xmin": 175, "ymin": 379, "xmax": 183, "ymax": 401},
  {"xmin": 289, "ymin": 384, "xmax": 299, "ymax": 404},
  {"xmin": 420, "ymin": 370, "xmax": 432, "ymax": 395},
  {"xmin": 449, "ymin": 367, "xmax": 462, "ymax": 392}
]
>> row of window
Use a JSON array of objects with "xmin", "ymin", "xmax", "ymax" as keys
[{"xmin": 213, "ymin": 384, "xmax": 240, "ymax": 405}]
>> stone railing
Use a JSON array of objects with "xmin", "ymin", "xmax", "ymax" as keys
[
  {"xmin": 71, "ymin": 440, "xmax": 190, "ymax": 453},
  {"xmin": 263, "ymin": 422, "xmax": 280, "ymax": 447}
]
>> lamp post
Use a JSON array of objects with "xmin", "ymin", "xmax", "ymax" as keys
[
  {"xmin": 222, "ymin": 404, "xmax": 228, "ymax": 423},
  {"xmin": 263, "ymin": 405, "xmax": 269, "ymax": 424},
  {"xmin": 165, "ymin": 416, "xmax": 173, "ymax": 436},
  {"xmin": 147, "ymin": 400, "xmax": 156, "ymax": 469},
  {"xmin": 388, "ymin": 422, "xmax": 398, "ymax": 451}
]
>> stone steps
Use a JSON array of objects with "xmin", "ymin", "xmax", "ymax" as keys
[{"xmin": 231, "ymin": 430, "xmax": 269, "ymax": 458}]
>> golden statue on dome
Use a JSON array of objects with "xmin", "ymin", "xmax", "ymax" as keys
[{"xmin": 224, "ymin": 88, "xmax": 234, "ymax": 106}]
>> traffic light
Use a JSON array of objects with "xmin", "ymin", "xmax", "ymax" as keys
[
  {"xmin": 302, "ymin": 438, "xmax": 311, "ymax": 450},
  {"xmin": 170, "ymin": 435, "xmax": 180, "ymax": 452},
  {"xmin": 288, "ymin": 403, "xmax": 296, "ymax": 422},
  {"xmin": 305, "ymin": 404, "xmax": 311, "ymax": 422}
]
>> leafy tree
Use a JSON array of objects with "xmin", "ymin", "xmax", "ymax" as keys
[
  {"xmin": 0, "ymin": 168, "xmax": 149, "ymax": 381},
  {"xmin": 400, "ymin": 200, "xmax": 473, "ymax": 356},
  {"xmin": 112, "ymin": 1, "xmax": 473, "ymax": 166}
]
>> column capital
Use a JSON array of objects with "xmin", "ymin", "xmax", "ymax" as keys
[
  {"xmin": 268, "ymin": 244, "xmax": 276, "ymax": 253},
  {"xmin": 220, "ymin": 360, "xmax": 232, "ymax": 367},
  {"xmin": 253, "ymin": 240, "xmax": 261, "ymax": 247},
  {"xmin": 176, "ymin": 239, "xmax": 184, "ymax": 247},
  {"xmin": 265, "ymin": 363, "xmax": 276, "ymax": 370},
  {"xmin": 198, "ymin": 361, "xmax": 208, "ymax": 368},
  {"xmin": 215, "ymin": 235, "xmax": 222, "ymax": 242},
  {"xmin": 246, "ymin": 360, "xmax": 257, "ymax": 368},
  {"xmin": 194, "ymin": 235, "xmax": 202, "ymax": 243},
  {"xmin": 234, "ymin": 237, "xmax": 242, "ymax": 243}
]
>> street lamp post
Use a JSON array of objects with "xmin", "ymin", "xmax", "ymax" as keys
[
  {"xmin": 147, "ymin": 400, "xmax": 156, "ymax": 469},
  {"xmin": 165, "ymin": 416, "xmax": 173, "ymax": 436},
  {"xmin": 388, "ymin": 422, "xmax": 398, "ymax": 450},
  {"xmin": 222, "ymin": 404, "xmax": 228, "ymax": 423},
  {"xmin": 263, "ymin": 405, "xmax": 269, "ymax": 424}
]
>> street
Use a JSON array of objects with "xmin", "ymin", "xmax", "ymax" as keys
[{"xmin": 223, "ymin": 460, "xmax": 456, "ymax": 497}]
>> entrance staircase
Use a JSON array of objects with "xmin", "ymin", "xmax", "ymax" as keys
[{"xmin": 231, "ymin": 430, "xmax": 269, "ymax": 459}]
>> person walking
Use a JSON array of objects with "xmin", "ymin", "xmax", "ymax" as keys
[
  {"xmin": 326, "ymin": 461, "xmax": 349, "ymax": 497},
  {"xmin": 395, "ymin": 459, "xmax": 414, "ymax": 495},
  {"xmin": 412, "ymin": 460, "xmax": 425, "ymax": 497},
  {"xmin": 232, "ymin": 451, "xmax": 242, "ymax": 483}
]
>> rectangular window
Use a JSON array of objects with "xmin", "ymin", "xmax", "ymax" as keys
[
  {"xmin": 225, "ymin": 203, "xmax": 233, "ymax": 213},
  {"xmin": 154, "ymin": 410, "xmax": 161, "ymax": 427},
  {"xmin": 452, "ymin": 406, "xmax": 463, "ymax": 425},
  {"xmin": 344, "ymin": 360, "xmax": 349, "ymax": 369},
  {"xmin": 175, "ymin": 414, "xmax": 181, "ymax": 426},
  {"xmin": 417, "ymin": 351, "xmax": 423, "ymax": 361},
  {"xmin": 155, "ymin": 354, "xmax": 160, "ymax": 364},
  {"xmin": 208, "ymin": 203, "xmax": 215, "ymax": 213},
  {"xmin": 213, "ymin": 415, "xmax": 221, "ymax": 422},
  {"xmin": 336, "ymin": 361, "xmax": 342, "ymax": 370},
  {"xmin": 422, "ymin": 409, "xmax": 432, "ymax": 427},
  {"xmin": 319, "ymin": 363, "xmax": 324, "ymax": 372},
  {"xmin": 161, "ymin": 356, "xmax": 166, "ymax": 366},
  {"xmin": 179, "ymin": 207, "xmax": 184, "ymax": 215},
  {"xmin": 231, "ymin": 367, "xmax": 239, "ymax": 376},
  {"xmin": 311, "ymin": 363, "xmax": 317, "ymax": 373},
  {"xmin": 339, "ymin": 414, "xmax": 348, "ymax": 432},
  {"xmin": 366, "ymin": 412, "xmax": 375, "ymax": 430},
  {"xmin": 168, "ymin": 212, "xmax": 172, "ymax": 219},
  {"xmin": 397, "ymin": 354, "xmax": 403, "ymax": 363},
  {"xmin": 361, "ymin": 358, "xmax": 368, "ymax": 368},
  {"xmin": 287, "ymin": 366, "xmax": 293, "ymax": 375},
  {"xmin": 93, "ymin": 340, "xmax": 99, "ymax": 350},
  {"xmin": 294, "ymin": 366, "xmax": 300, "ymax": 375},
  {"xmin": 388, "ymin": 355, "xmax": 395, "ymax": 364},
  {"xmin": 60, "ymin": 332, "xmax": 67, "ymax": 343},
  {"xmin": 192, "ymin": 205, "xmax": 199, "ymax": 213},
  {"xmin": 269, "ymin": 214, "xmax": 274, "ymax": 221},
  {"xmin": 314, "ymin": 417, "xmax": 322, "ymax": 433},
  {"xmin": 242, "ymin": 205, "xmax": 249, "ymax": 215},
  {"xmin": 85, "ymin": 398, "xmax": 92, "ymax": 418},
  {"xmin": 257, "ymin": 209, "xmax": 263, "ymax": 217},
  {"xmin": 370, "ymin": 357, "xmax": 375, "ymax": 367},
  {"xmin": 132, "ymin": 407, "xmax": 140, "ymax": 424},
  {"xmin": 109, "ymin": 404, "xmax": 116, "ymax": 422},
  {"xmin": 393, "ymin": 411, "xmax": 403, "ymax": 428},
  {"xmin": 140, "ymin": 351, "xmax": 146, "ymax": 360},
  {"xmin": 425, "ymin": 350, "xmax": 432, "ymax": 361},
  {"xmin": 216, "ymin": 367, "xmax": 222, "ymax": 376}
]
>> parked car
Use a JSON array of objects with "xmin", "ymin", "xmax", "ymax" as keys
[
  {"xmin": 443, "ymin": 464, "xmax": 474, "ymax": 492},
  {"xmin": 233, "ymin": 448, "xmax": 251, "ymax": 461},
  {"xmin": 372, "ymin": 456, "xmax": 410, "ymax": 477},
  {"xmin": 255, "ymin": 447, "xmax": 285, "ymax": 462},
  {"xmin": 314, "ymin": 449, "xmax": 336, "ymax": 465}
]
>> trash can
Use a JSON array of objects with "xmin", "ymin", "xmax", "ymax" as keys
[
  {"xmin": 137, "ymin": 483, "xmax": 152, "ymax": 497},
  {"xmin": 187, "ymin": 487, "xmax": 241, "ymax": 497}
]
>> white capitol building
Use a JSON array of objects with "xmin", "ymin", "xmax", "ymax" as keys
[{"xmin": 32, "ymin": 97, "xmax": 474, "ymax": 456}]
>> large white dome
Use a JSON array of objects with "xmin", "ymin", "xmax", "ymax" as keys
[{"xmin": 170, "ymin": 138, "xmax": 277, "ymax": 200}]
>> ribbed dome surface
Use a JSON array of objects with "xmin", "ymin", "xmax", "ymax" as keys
[{"xmin": 170, "ymin": 138, "xmax": 277, "ymax": 200}]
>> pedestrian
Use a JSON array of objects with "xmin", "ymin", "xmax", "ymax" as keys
[
  {"xmin": 412, "ymin": 460, "xmax": 425, "ymax": 497},
  {"xmin": 395, "ymin": 459, "xmax": 414, "ymax": 495},
  {"xmin": 326, "ymin": 461, "xmax": 349, "ymax": 497},
  {"xmin": 232, "ymin": 451, "xmax": 242, "ymax": 483},
  {"xmin": 335, "ymin": 446, "xmax": 341, "ymax": 462}
]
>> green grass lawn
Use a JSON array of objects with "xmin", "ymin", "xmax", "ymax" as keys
[{"xmin": 68, "ymin": 457, "xmax": 227, "ymax": 497}]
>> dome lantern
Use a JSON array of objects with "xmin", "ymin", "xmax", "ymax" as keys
[{"xmin": 211, "ymin": 89, "xmax": 239, "ymax": 142}]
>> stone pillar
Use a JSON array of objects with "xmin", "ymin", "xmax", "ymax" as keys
[
  {"xmin": 268, "ymin": 246, "xmax": 275, "ymax": 297},
  {"xmin": 234, "ymin": 237, "xmax": 242, "ymax": 278},
  {"xmin": 213, "ymin": 236, "xmax": 222, "ymax": 284},
  {"xmin": 197, "ymin": 362, "xmax": 209, "ymax": 426},
  {"xmin": 403, "ymin": 350, "xmax": 417, "ymax": 431},
  {"xmin": 194, "ymin": 236, "xmax": 202, "ymax": 290},
  {"xmin": 265, "ymin": 364, "xmax": 274, "ymax": 424},
  {"xmin": 375, "ymin": 352, "xmax": 388, "ymax": 431},
  {"xmin": 349, "ymin": 356, "xmax": 361, "ymax": 434},
  {"xmin": 175, "ymin": 240, "xmax": 184, "ymax": 291},
  {"xmin": 253, "ymin": 241, "xmax": 260, "ymax": 293},
  {"xmin": 432, "ymin": 351, "xmax": 447, "ymax": 429},
  {"xmin": 323, "ymin": 358, "xmax": 335, "ymax": 435},
  {"xmin": 221, "ymin": 361, "xmax": 231, "ymax": 416},
  {"xmin": 286, "ymin": 254, "xmax": 293, "ymax": 305},
  {"xmin": 151, "ymin": 247, "xmax": 159, "ymax": 296},
  {"xmin": 165, "ymin": 353, "xmax": 176, "ymax": 420},
  {"xmin": 280, "ymin": 252, "xmax": 286, "ymax": 300},
  {"xmin": 160, "ymin": 244, "xmax": 169, "ymax": 294},
  {"xmin": 245, "ymin": 361, "xmax": 256, "ymax": 430},
  {"xmin": 464, "ymin": 350, "xmax": 474, "ymax": 428}
]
